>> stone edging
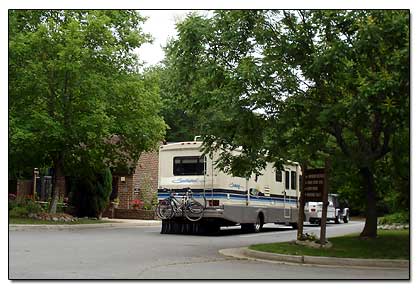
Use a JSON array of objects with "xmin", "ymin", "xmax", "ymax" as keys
[{"xmin": 243, "ymin": 248, "xmax": 409, "ymax": 268}]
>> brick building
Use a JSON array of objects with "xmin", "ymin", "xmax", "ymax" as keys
[
  {"xmin": 10, "ymin": 150, "xmax": 160, "ymax": 210},
  {"xmin": 112, "ymin": 150, "xmax": 159, "ymax": 209}
]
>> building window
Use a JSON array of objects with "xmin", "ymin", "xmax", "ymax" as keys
[
  {"xmin": 285, "ymin": 171, "xmax": 290, "ymax": 189},
  {"xmin": 173, "ymin": 156, "xmax": 206, "ymax": 176},
  {"xmin": 275, "ymin": 170, "xmax": 282, "ymax": 182},
  {"xmin": 291, "ymin": 171, "xmax": 296, "ymax": 190}
]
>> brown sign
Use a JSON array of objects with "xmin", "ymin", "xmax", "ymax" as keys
[{"xmin": 303, "ymin": 168, "xmax": 326, "ymax": 202}]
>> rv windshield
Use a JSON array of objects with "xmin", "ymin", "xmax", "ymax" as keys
[{"xmin": 173, "ymin": 156, "xmax": 206, "ymax": 176}]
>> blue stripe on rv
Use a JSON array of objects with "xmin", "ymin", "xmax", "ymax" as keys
[{"xmin": 157, "ymin": 192, "xmax": 297, "ymax": 204}]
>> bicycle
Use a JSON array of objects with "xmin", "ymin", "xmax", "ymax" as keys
[{"xmin": 156, "ymin": 189, "xmax": 206, "ymax": 222}]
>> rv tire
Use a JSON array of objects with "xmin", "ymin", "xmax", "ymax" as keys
[
  {"xmin": 254, "ymin": 214, "xmax": 264, "ymax": 233},
  {"xmin": 241, "ymin": 214, "xmax": 264, "ymax": 233}
]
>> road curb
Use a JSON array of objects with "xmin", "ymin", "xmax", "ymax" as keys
[
  {"xmin": 9, "ymin": 221, "xmax": 162, "ymax": 230},
  {"xmin": 220, "ymin": 247, "xmax": 409, "ymax": 269}
]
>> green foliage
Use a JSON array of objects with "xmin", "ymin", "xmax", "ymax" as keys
[
  {"xmin": 9, "ymin": 207, "xmax": 29, "ymax": 218},
  {"xmin": 378, "ymin": 212, "xmax": 409, "ymax": 225},
  {"xmin": 9, "ymin": 9, "xmax": 166, "ymax": 178},
  {"xmin": 70, "ymin": 167, "xmax": 112, "ymax": 218},
  {"xmin": 143, "ymin": 195, "xmax": 158, "ymax": 211},
  {"xmin": 163, "ymin": 10, "xmax": 409, "ymax": 235},
  {"xmin": 147, "ymin": 64, "xmax": 200, "ymax": 142},
  {"xmin": 137, "ymin": 173, "xmax": 158, "ymax": 210},
  {"xmin": 9, "ymin": 196, "xmax": 44, "ymax": 218}
]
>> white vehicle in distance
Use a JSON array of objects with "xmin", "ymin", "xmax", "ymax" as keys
[{"xmin": 305, "ymin": 194, "xmax": 350, "ymax": 224}]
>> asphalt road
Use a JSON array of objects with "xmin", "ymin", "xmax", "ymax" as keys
[{"xmin": 9, "ymin": 221, "xmax": 409, "ymax": 279}]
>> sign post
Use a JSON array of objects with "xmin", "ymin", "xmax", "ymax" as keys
[
  {"xmin": 319, "ymin": 159, "xmax": 330, "ymax": 246},
  {"xmin": 300, "ymin": 162, "xmax": 329, "ymax": 245},
  {"xmin": 297, "ymin": 165, "xmax": 306, "ymax": 240}
]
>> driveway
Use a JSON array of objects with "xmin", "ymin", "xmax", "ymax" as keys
[{"xmin": 9, "ymin": 221, "xmax": 409, "ymax": 279}]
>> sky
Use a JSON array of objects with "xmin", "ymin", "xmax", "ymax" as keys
[{"xmin": 136, "ymin": 10, "xmax": 195, "ymax": 67}]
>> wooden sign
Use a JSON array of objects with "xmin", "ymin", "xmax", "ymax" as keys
[{"xmin": 303, "ymin": 168, "xmax": 326, "ymax": 202}]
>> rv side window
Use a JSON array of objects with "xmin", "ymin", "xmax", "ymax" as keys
[
  {"xmin": 275, "ymin": 170, "xmax": 282, "ymax": 182},
  {"xmin": 285, "ymin": 171, "xmax": 290, "ymax": 189},
  {"xmin": 173, "ymin": 156, "xmax": 206, "ymax": 176},
  {"xmin": 291, "ymin": 171, "xmax": 296, "ymax": 190}
]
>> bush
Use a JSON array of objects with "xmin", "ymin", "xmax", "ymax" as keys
[
  {"xmin": 25, "ymin": 200, "xmax": 43, "ymax": 214},
  {"xmin": 9, "ymin": 196, "xmax": 44, "ymax": 218},
  {"xmin": 70, "ymin": 167, "xmax": 112, "ymax": 218},
  {"xmin": 9, "ymin": 206, "xmax": 29, "ymax": 218},
  {"xmin": 378, "ymin": 211, "xmax": 409, "ymax": 225}
]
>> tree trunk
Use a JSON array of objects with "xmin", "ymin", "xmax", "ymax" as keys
[
  {"xmin": 49, "ymin": 156, "xmax": 64, "ymax": 214},
  {"xmin": 359, "ymin": 166, "xmax": 378, "ymax": 238}
]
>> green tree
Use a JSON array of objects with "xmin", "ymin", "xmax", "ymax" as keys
[
  {"xmin": 146, "ymin": 64, "xmax": 201, "ymax": 142},
  {"xmin": 9, "ymin": 10, "xmax": 166, "ymax": 213},
  {"xmin": 70, "ymin": 167, "xmax": 112, "ymax": 218},
  {"xmin": 164, "ymin": 10, "xmax": 409, "ymax": 238}
]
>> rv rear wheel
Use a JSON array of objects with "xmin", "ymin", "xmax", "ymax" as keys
[
  {"xmin": 254, "ymin": 214, "xmax": 264, "ymax": 233},
  {"xmin": 242, "ymin": 214, "xmax": 264, "ymax": 233}
]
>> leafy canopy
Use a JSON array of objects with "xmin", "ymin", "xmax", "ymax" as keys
[
  {"xmin": 9, "ymin": 10, "xmax": 166, "ymax": 176},
  {"xmin": 164, "ymin": 10, "xmax": 408, "ymax": 177}
]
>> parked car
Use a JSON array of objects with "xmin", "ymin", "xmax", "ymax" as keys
[{"xmin": 305, "ymin": 194, "xmax": 350, "ymax": 224}]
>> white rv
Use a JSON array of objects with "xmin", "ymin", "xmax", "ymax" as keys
[{"xmin": 157, "ymin": 141, "xmax": 302, "ymax": 234}]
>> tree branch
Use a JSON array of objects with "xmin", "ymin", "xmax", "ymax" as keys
[{"xmin": 330, "ymin": 124, "xmax": 352, "ymax": 158}]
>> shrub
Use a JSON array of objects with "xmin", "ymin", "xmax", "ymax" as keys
[
  {"xmin": 9, "ymin": 196, "xmax": 43, "ymax": 218},
  {"xmin": 70, "ymin": 167, "xmax": 112, "ymax": 218},
  {"xmin": 9, "ymin": 206, "xmax": 29, "ymax": 218},
  {"xmin": 25, "ymin": 200, "xmax": 43, "ymax": 214},
  {"xmin": 143, "ymin": 195, "xmax": 158, "ymax": 210},
  {"xmin": 378, "ymin": 211, "xmax": 409, "ymax": 225}
]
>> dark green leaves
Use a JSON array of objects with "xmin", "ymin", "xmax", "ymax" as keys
[{"xmin": 9, "ymin": 10, "xmax": 166, "ymax": 177}]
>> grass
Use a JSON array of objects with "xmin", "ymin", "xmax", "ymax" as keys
[
  {"xmin": 250, "ymin": 230, "xmax": 409, "ymax": 260},
  {"xmin": 9, "ymin": 217, "xmax": 113, "ymax": 225}
]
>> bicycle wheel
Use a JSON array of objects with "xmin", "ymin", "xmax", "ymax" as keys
[
  {"xmin": 185, "ymin": 200, "xmax": 204, "ymax": 222},
  {"xmin": 156, "ymin": 199, "xmax": 174, "ymax": 220}
]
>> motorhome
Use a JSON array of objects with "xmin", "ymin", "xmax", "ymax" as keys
[{"xmin": 157, "ymin": 140, "xmax": 302, "ymax": 234}]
